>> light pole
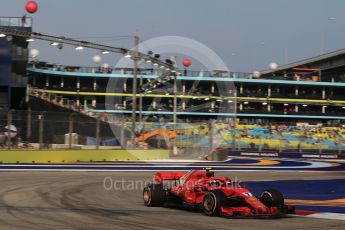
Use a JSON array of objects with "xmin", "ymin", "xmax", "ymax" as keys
[
  {"xmin": 131, "ymin": 35, "xmax": 139, "ymax": 146},
  {"xmin": 139, "ymin": 68, "xmax": 143, "ymax": 126},
  {"xmin": 173, "ymin": 75, "xmax": 177, "ymax": 125}
]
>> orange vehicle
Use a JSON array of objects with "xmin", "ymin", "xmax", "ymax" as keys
[{"xmin": 136, "ymin": 129, "xmax": 177, "ymax": 148}]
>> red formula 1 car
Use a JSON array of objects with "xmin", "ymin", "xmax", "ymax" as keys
[{"xmin": 143, "ymin": 169, "xmax": 295, "ymax": 217}]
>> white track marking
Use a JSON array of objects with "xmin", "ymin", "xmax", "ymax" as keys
[
  {"xmin": 293, "ymin": 213, "xmax": 345, "ymax": 221},
  {"xmin": 0, "ymin": 162, "xmax": 334, "ymax": 169},
  {"xmin": 0, "ymin": 157, "xmax": 341, "ymax": 172}
]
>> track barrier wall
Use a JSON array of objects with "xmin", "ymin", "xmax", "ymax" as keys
[
  {"xmin": 0, "ymin": 149, "xmax": 169, "ymax": 163},
  {"xmin": 225, "ymin": 150, "xmax": 345, "ymax": 159}
]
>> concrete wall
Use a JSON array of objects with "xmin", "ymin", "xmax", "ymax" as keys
[{"xmin": 0, "ymin": 149, "xmax": 169, "ymax": 163}]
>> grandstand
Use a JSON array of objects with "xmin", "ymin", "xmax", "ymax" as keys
[
  {"xmin": 174, "ymin": 122, "xmax": 345, "ymax": 152},
  {"xmin": 21, "ymin": 49, "xmax": 345, "ymax": 153}
]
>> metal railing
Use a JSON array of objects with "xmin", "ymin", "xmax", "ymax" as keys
[
  {"xmin": 0, "ymin": 17, "xmax": 32, "ymax": 28},
  {"xmin": 27, "ymin": 64, "xmax": 345, "ymax": 84},
  {"xmin": 0, "ymin": 108, "xmax": 345, "ymax": 157},
  {"xmin": 29, "ymin": 89, "xmax": 345, "ymax": 119},
  {"xmin": 27, "ymin": 64, "xmax": 253, "ymax": 79}
]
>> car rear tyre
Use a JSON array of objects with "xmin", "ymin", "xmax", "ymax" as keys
[
  {"xmin": 260, "ymin": 189, "xmax": 284, "ymax": 212},
  {"xmin": 202, "ymin": 190, "xmax": 227, "ymax": 216},
  {"xmin": 143, "ymin": 184, "xmax": 165, "ymax": 207}
]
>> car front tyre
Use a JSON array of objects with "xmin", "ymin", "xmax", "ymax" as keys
[
  {"xmin": 202, "ymin": 190, "xmax": 227, "ymax": 216},
  {"xmin": 260, "ymin": 189, "xmax": 285, "ymax": 212}
]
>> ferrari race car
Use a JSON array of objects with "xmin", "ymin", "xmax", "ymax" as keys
[{"xmin": 143, "ymin": 169, "xmax": 295, "ymax": 217}]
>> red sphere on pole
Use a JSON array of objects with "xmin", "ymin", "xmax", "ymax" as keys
[
  {"xmin": 182, "ymin": 58, "xmax": 191, "ymax": 68},
  {"xmin": 26, "ymin": 1, "xmax": 38, "ymax": 14}
]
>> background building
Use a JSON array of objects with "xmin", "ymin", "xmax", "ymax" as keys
[{"xmin": 0, "ymin": 16, "xmax": 32, "ymax": 111}]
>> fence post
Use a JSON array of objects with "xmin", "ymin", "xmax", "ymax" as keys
[
  {"xmin": 193, "ymin": 126, "xmax": 196, "ymax": 150},
  {"xmin": 259, "ymin": 137, "xmax": 262, "ymax": 152},
  {"xmin": 26, "ymin": 107, "xmax": 31, "ymax": 141},
  {"xmin": 232, "ymin": 133, "xmax": 236, "ymax": 150},
  {"xmin": 298, "ymin": 141, "xmax": 302, "ymax": 153},
  {"xmin": 7, "ymin": 110, "xmax": 12, "ymax": 150},
  {"xmin": 38, "ymin": 112, "xmax": 46, "ymax": 150},
  {"xmin": 209, "ymin": 120, "xmax": 214, "ymax": 153},
  {"xmin": 157, "ymin": 122, "xmax": 161, "ymax": 149},
  {"xmin": 68, "ymin": 113, "xmax": 75, "ymax": 149},
  {"xmin": 96, "ymin": 115, "xmax": 101, "ymax": 150},
  {"xmin": 120, "ymin": 119, "xmax": 125, "ymax": 148}
]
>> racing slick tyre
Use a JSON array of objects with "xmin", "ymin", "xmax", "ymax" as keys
[
  {"xmin": 202, "ymin": 190, "xmax": 227, "ymax": 216},
  {"xmin": 143, "ymin": 183, "xmax": 165, "ymax": 207},
  {"xmin": 260, "ymin": 189, "xmax": 284, "ymax": 212}
]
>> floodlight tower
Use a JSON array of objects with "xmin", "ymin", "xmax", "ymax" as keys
[{"xmin": 131, "ymin": 35, "xmax": 140, "ymax": 144}]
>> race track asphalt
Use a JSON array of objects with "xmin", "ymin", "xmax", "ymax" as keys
[{"xmin": 0, "ymin": 171, "xmax": 344, "ymax": 230}]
